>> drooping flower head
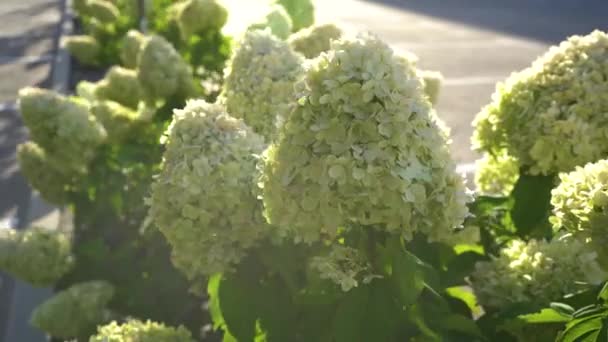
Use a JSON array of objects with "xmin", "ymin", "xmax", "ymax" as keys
[
  {"xmin": 289, "ymin": 23, "xmax": 342, "ymax": 59},
  {"xmin": 94, "ymin": 66, "xmax": 142, "ymax": 109},
  {"xmin": 90, "ymin": 100, "xmax": 141, "ymax": 140},
  {"xmin": 474, "ymin": 150, "xmax": 519, "ymax": 196},
  {"xmin": 120, "ymin": 29, "xmax": 145, "ymax": 69},
  {"xmin": 221, "ymin": 29, "xmax": 304, "ymax": 140},
  {"xmin": 149, "ymin": 100, "xmax": 267, "ymax": 286},
  {"xmin": 551, "ymin": 159, "xmax": 608, "ymax": 264},
  {"xmin": 17, "ymin": 142, "xmax": 78, "ymax": 205},
  {"xmin": 247, "ymin": 4, "xmax": 293, "ymax": 40},
  {"xmin": 0, "ymin": 227, "xmax": 73, "ymax": 287},
  {"xmin": 274, "ymin": 0, "xmax": 314, "ymax": 32},
  {"xmin": 30, "ymin": 281, "xmax": 115, "ymax": 339},
  {"xmin": 137, "ymin": 35, "xmax": 195, "ymax": 101},
  {"xmin": 174, "ymin": 0, "xmax": 228, "ymax": 39},
  {"xmin": 473, "ymin": 30, "xmax": 608, "ymax": 175},
  {"xmin": 418, "ymin": 69, "xmax": 443, "ymax": 106},
  {"xmin": 470, "ymin": 236, "xmax": 606, "ymax": 309},
  {"xmin": 259, "ymin": 34, "xmax": 469, "ymax": 243},
  {"xmin": 18, "ymin": 87, "xmax": 106, "ymax": 167},
  {"xmin": 90, "ymin": 320, "xmax": 194, "ymax": 342}
]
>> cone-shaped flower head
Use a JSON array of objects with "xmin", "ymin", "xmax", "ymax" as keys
[
  {"xmin": 0, "ymin": 227, "xmax": 73, "ymax": 287},
  {"xmin": 17, "ymin": 142, "xmax": 78, "ymax": 205},
  {"xmin": 65, "ymin": 35, "xmax": 100, "ymax": 66},
  {"xmin": 475, "ymin": 150, "xmax": 519, "ymax": 196},
  {"xmin": 248, "ymin": 4, "xmax": 293, "ymax": 40},
  {"xmin": 473, "ymin": 30, "xmax": 608, "ymax": 175},
  {"xmin": 137, "ymin": 35, "xmax": 195, "ymax": 101},
  {"xmin": 551, "ymin": 159, "xmax": 608, "ymax": 264},
  {"xmin": 149, "ymin": 100, "xmax": 267, "ymax": 285},
  {"xmin": 121, "ymin": 30, "xmax": 145, "ymax": 69},
  {"xmin": 274, "ymin": 0, "xmax": 314, "ymax": 32},
  {"xmin": 90, "ymin": 320, "xmax": 194, "ymax": 342},
  {"xmin": 470, "ymin": 236, "xmax": 606, "ymax": 309},
  {"xmin": 86, "ymin": 0, "xmax": 119, "ymax": 23},
  {"xmin": 221, "ymin": 30, "xmax": 304, "ymax": 140},
  {"xmin": 94, "ymin": 66, "xmax": 142, "ymax": 109},
  {"xmin": 418, "ymin": 69, "xmax": 443, "ymax": 106},
  {"xmin": 90, "ymin": 100, "xmax": 141, "ymax": 140},
  {"xmin": 30, "ymin": 281, "xmax": 114, "ymax": 339},
  {"xmin": 175, "ymin": 0, "xmax": 228, "ymax": 39},
  {"xmin": 259, "ymin": 34, "xmax": 470, "ymax": 243},
  {"xmin": 18, "ymin": 87, "xmax": 106, "ymax": 167},
  {"xmin": 289, "ymin": 23, "xmax": 342, "ymax": 59}
]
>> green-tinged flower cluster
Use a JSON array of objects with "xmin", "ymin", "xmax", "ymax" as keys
[
  {"xmin": 0, "ymin": 227, "xmax": 73, "ymax": 287},
  {"xmin": 30, "ymin": 281, "xmax": 115, "ymax": 339},
  {"xmin": 475, "ymin": 150, "xmax": 519, "ymax": 196},
  {"xmin": 470, "ymin": 236, "xmax": 606, "ymax": 309},
  {"xmin": 149, "ymin": 100, "xmax": 267, "ymax": 284},
  {"xmin": 94, "ymin": 66, "xmax": 142, "ymax": 109},
  {"xmin": 19, "ymin": 87, "xmax": 107, "ymax": 167},
  {"xmin": 121, "ymin": 30, "xmax": 145, "ymax": 69},
  {"xmin": 90, "ymin": 320, "xmax": 194, "ymax": 342},
  {"xmin": 65, "ymin": 35, "xmax": 101, "ymax": 65},
  {"xmin": 551, "ymin": 159, "xmax": 608, "ymax": 263},
  {"xmin": 174, "ymin": 0, "xmax": 228, "ymax": 39},
  {"xmin": 17, "ymin": 142, "xmax": 78, "ymax": 204},
  {"xmin": 310, "ymin": 245, "xmax": 378, "ymax": 292},
  {"xmin": 289, "ymin": 23, "xmax": 342, "ymax": 59},
  {"xmin": 248, "ymin": 5, "xmax": 293, "ymax": 40},
  {"xmin": 86, "ymin": 0, "xmax": 119, "ymax": 23},
  {"xmin": 90, "ymin": 100, "xmax": 141, "ymax": 140},
  {"xmin": 137, "ymin": 35, "xmax": 195, "ymax": 100},
  {"xmin": 259, "ymin": 34, "xmax": 470, "ymax": 243},
  {"xmin": 274, "ymin": 0, "xmax": 314, "ymax": 32},
  {"xmin": 472, "ymin": 30, "xmax": 608, "ymax": 175},
  {"xmin": 221, "ymin": 30, "xmax": 304, "ymax": 140},
  {"xmin": 418, "ymin": 69, "xmax": 443, "ymax": 106}
]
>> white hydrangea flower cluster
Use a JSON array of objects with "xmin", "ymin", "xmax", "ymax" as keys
[
  {"xmin": 418, "ymin": 69, "xmax": 443, "ymax": 106},
  {"xmin": 475, "ymin": 150, "xmax": 520, "ymax": 196},
  {"xmin": 289, "ymin": 24, "xmax": 342, "ymax": 59},
  {"xmin": 120, "ymin": 30, "xmax": 145, "ymax": 69},
  {"xmin": 221, "ymin": 29, "xmax": 304, "ymax": 140},
  {"xmin": 85, "ymin": 0, "xmax": 119, "ymax": 23},
  {"xmin": 248, "ymin": 4, "xmax": 293, "ymax": 40},
  {"xmin": 19, "ymin": 87, "xmax": 107, "ymax": 168},
  {"xmin": 259, "ymin": 34, "xmax": 470, "ymax": 244},
  {"xmin": 30, "ymin": 281, "xmax": 115, "ymax": 339},
  {"xmin": 173, "ymin": 0, "xmax": 228, "ymax": 39},
  {"xmin": 551, "ymin": 159, "xmax": 608, "ymax": 263},
  {"xmin": 17, "ymin": 142, "xmax": 78, "ymax": 204},
  {"xmin": 273, "ymin": 0, "xmax": 314, "ymax": 32},
  {"xmin": 0, "ymin": 227, "xmax": 73, "ymax": 287},
  {"xmin": 64, "ymin": 35, "xmax": 101, "ymax": 66},
  {"xmin": 473, "ymin": 30, "xmax": 608, "ymax": 175},
  {"xmin": 470, "ymin": 236, "xmax": 606, "ymax": 309},
  {"xmin": 149, "ymin": 100, "xmax": 268, "ymax": 285},
  {"xmin": 90, "ymin": 320, "xmax": 194, "ymax": 342},
  {"xmin": 310, "ymin": 245, "xmax": 378, "ymax": 291},
  {"xmin": 137, "ymin": 35, "xmax": 195, "ymax": 101},
  {"xmin": 93, "ymin": 66, "xmax": 142, "ymax": 109},
  {"xmin": 90, "ymin": 100, "xmax": 141, "ymax": 141}
]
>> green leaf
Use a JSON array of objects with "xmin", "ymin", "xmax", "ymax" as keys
[
  {"xmin": 558, "ymin": 314, "xmax": 606, "ymax": 342},
  {"xmin": 360, "ymin": 280, "xmax": 403, "ymax": 342},
  {"xmin": 550, "ymin": 303, "xmax": 576, "ymax": 317},
  {"xmin": 332, "ymin": 285, "xmax": 369, "ymax": 342},
  {"xmin": 441, "ymin": 251, "xmax": 486, "ymax": 287},
  {"xmin": 509, "ymin": 173, "xmax": 555, "ymax": 238},
  {"xmin": 445, "ymin": 286, "xmax": 482, "ymax": 318},
  {"xmin": 518, "ymin": 308, "xmax": 572, "ymax": 323},
  {"xmin": 440, "ymin": 314, "xmax": 483, "ymax": 338},
  {"xmin": 391, "ymin": 244, "xmax": 426, "ymax": 306},
  {"xmin": 207, "ymin": 274, "xmax": 225, "ymax": 330},
  {"xmin": 218, "ymin": 274, "xmax": 258, "ymax": 341},
  {"xmin": 598, "ymin": 282, "xmax": 608, "ymax": 302}
]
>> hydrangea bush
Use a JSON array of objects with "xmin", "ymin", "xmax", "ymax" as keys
[{"xmin": 90, "ymin": 320, "xmax": 194, "ymax": 342}]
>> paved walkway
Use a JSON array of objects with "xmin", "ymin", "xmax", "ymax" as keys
[{"xmin": 0, "ymin": 0, "xmax": 63, "ymax": 339}]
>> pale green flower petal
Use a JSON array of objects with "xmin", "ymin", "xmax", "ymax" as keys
[{"xmin": 90, "ymin": 320, "xmax": 194, "ymax": 342}]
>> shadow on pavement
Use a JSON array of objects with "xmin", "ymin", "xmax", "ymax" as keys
[{"xmin": 362, "ymin": 0, "xmax": 608, "ymax": 43}]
